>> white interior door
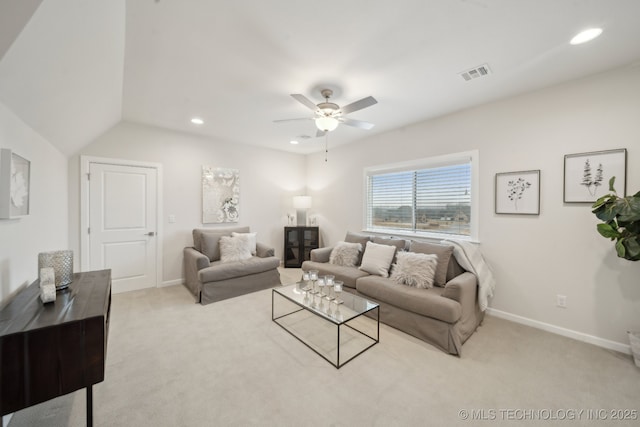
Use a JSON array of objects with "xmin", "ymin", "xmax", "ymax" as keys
[{"xmin": 88, "ymin": 162, "xmax": 158, "ymax": 293}]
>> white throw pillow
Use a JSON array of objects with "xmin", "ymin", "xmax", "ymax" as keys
[
  {"xmin": 329, "ymin": 241, "xmax": 362, "ymax": 267},
  {"xmin": 231, "ymin": 231, "xmax": 257, "ymax": 255},
  {"xmin": 219, "ymin": 235, "xmax": 253, "ymax": 263},
  {"xmin": 390, "ymin": 251, "xmax": 438, "ymax": 289},
  {"xmin": 359, "ymin": 241, "xmax": 396, "ymax": 277}
]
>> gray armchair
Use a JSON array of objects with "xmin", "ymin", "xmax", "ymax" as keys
[{"xmin": 183, "ymin": 227, "xmax": 281, "ymax": 304}]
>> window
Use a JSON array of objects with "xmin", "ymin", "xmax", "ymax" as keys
[{"xmin": 364, "ymin": 151, "xmax": 478, "ymax": 240}]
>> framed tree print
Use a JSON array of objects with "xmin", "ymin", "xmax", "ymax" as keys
[
  {"xmin": 495, "ymin": 170, "xmax": 540, "ymax": 215},
  {"xmin": 563, "ymin": 149, "xmax": 626, "ymax": 203},
  {"xmin": 0, "ymin": 149, "xmax": 31, "ymax": 219}
]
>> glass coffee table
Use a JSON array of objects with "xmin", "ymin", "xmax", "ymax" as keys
[{"xmin": 272, "ymin": 282, "xmax": 379, "ymax": 369}]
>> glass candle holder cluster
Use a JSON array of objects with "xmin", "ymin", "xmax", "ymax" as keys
[{"xmin": 302, "ymin": 270, "xmax": 345, "ymax": 306}]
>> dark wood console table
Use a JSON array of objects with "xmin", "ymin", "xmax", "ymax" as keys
[{"xmin": 0, "ymin": 269, "xmax": 111, "ymax": 426}]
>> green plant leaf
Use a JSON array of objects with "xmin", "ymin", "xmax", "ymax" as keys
[
  {"xmin": 608, "ymin": 176, "xmax": 616, "ymax": 192},
  {"xmin": 592, "ymin": 195, "xmax": 608, "ymax": 209},
  {"xmin": 623, "ymin": 221, "xmax": 640, "ymax": 234},
  {"xmin": 593, "ymin": 201, "xmax": 618, "ymax": 222},
  {"xmin": 625, "ymin": 237, "xmax": 640, "ymax": 259},
  {"xmin": 615, "ymin": 239, "xmax": 626, "ymax": 258},
  {"xmin": 597, "ymin": 222, "xmax": 621, "ymax": 239},
  {"xmin": 617, "ymin": 196, "xmax": 640, "ymax": 222}
]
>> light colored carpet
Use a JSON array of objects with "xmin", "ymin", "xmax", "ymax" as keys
[{"xmin": 7, "ymin": 269, "xmax": 640, "ymax": 427}]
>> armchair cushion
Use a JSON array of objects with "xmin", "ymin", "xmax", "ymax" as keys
[
  {"xmin": 195, "ymin": 227, "xmax": 251, "ymax": 261},
  {"xmin": 199, "ymin": 256, "xmax": 280, "ymax": 283}
]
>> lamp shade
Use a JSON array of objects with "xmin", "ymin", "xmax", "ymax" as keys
[
  {"xmin": 315, "ymin": 116, "xmax": 339, "ymax": 132},
  {"xmin": 292, "ymin": 195, "xmax": 312, "ymax": 209}
]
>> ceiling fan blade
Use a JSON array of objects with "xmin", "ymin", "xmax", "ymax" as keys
[
  {"xmin": 340, "ymin": 117, "xmax": 375, "ymax": 130},
  {"xmin": 340, "ymin": 96, "xmax": 377, "ymax": 115},
  {"xmin": 291, "ymin": 94, "xmax": 319, "ymax": 112},
  {"xmin": 273, "ymin": 117, "xmax": 313, "ymax": 123}
]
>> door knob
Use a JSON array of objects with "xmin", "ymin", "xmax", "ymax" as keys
[{"xmin": 145, "ymin": 232, "xmax": 155, "ymax": 236}]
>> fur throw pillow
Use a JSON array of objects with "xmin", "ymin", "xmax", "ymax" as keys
[
  {"xmin": 390, "ymin": 251, "xmax": 439, "ymax": 288},
  {"xmin": 219, "ymin": 234, "xmax": 253, "ymax": 263},
  {"xmin": 329, "ymin": 241, "xmax": 362, "ymax": 267},
  {"xmin": 231, "ymin": 231, "xmax": 257, "ymax": 255}
]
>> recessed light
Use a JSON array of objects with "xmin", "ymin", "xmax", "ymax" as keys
[
  {"xmin": 289, "ymin": 140, "xmax": 299, "ymax": 145},
  {"xmin": 191, "ymin": 117, "xmax": 204, "ymax": 125},
  {"xmin": 570, "ymin": 28, "xmax": 603, "ymax": 45}
]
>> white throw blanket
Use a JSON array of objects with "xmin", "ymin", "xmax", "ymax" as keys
[{"xmin": 442, "ymin": 239, "xmax": 496, "ymax": 311}]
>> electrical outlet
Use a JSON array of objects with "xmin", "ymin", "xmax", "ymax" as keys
[{"xmin": 556, "ymin": 294, "xmax": 567, "ymax": 308}]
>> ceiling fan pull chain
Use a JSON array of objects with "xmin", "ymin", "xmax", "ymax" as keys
[{"xmin": 325, "ymin": 133, "xmax": 329, "ymax": 162}]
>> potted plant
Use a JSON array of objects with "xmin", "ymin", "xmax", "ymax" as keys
[
  {"xmin": 592, "ymin": 177, "xmax": 640, "ymax": 367},
  {"xmin": 591, "ymin": 177, "xmax": 640, "ymax": 261}
]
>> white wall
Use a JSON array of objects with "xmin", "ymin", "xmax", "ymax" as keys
[
  {"xmin": 0, "ymin": 101, "xmax": 68, "ymax": 305},
  {"xmin": 68, "ymin": 122, "xmax": 306, "ymax": 285},
  {"xmin": 306, "ymin": 64, "xmax": 640, "ymax": 349}
]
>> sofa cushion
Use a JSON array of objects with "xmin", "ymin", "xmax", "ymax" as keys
[
  {"xmin": 356, "ymin": 276, "xmax": 462, "ymax": 324},
  {"xmin": 219, "ymin": 235, "xmax": 253, "ymax": 263},
  {"xmin": 302, "ymin": 260, "xmax": 370, "ymax": 289},
  {"xmin": 372, "ymin": 236, "xmax": 409, "ymax": 263},
  {"xmin": 194, "ymin": 226, "xmax": 250, "ymax": 259},
  {"xmin": 359, "ymin": 241, "xmax": 396, "ymax": 277},
  {"xmin": 390, "ymin": 251, "xmax": 438, "ymax": 289},
  {"xmin": 329, "ymin": 241, "xmax": 362, "ymax": 267},
  {"xmin": 409, "ymin": 241, "xmax": 454, "ymax": 287},
  {"xmin": 199, "ymin": 256, "xmax": 280, "ymax": 283},
  {"xmin": 372, "ymin": 236, "xmax": 409, "ymax": 252},
  {"xmin": 345, "ymin": 232, "xmax": 372, "ymax": 265}
]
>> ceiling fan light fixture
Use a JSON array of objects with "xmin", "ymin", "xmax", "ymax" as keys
[{"xmin": 315, "ymin": 116, "xmax": 339, "ymax": 132}]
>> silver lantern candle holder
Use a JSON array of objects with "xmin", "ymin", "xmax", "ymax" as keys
[{"xmin": 38, "ymin": 250, "xmax": 74, "ymax": 290}]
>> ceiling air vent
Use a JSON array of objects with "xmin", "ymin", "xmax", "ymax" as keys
[{"xmin": 459, "ymin": 64, "xmax": 491, "ymax": 81}]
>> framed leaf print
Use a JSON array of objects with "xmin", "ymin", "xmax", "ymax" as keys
[
  {"xmin": 563, "ymin": 149, "xmax": 626, "ymax": 203},
  {"xmin": 495, "ymin": 170, "xmax": 540, "ymax": 215}
]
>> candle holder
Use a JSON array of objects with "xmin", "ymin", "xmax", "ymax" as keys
[{"xmin": 38, "ymin": 250, "xmax": 73, "ymax": 290}]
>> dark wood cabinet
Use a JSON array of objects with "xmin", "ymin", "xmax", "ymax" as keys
[
  {"xmin": 0, "ymin": 269, "xmax": 111, "ymax": 426},
  {"xmin": 284, "ymin": 226, "xmax": 319, "ymax": 268}
]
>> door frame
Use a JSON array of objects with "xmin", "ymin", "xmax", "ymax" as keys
[{"xmin": 80, "ymin": 155, "xmax": 163, "ymax": 288}]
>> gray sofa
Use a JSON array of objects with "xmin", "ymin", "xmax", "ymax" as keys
[
  {"xmin": 184, "ymin": 226, "xmax": 281, "ymax": 305},
  {"xmin": 301, "ymin": 232, "xmax": 484, "ymax": 355}
]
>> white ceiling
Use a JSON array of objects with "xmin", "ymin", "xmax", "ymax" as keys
[{"xmin": 1, "ymin": 0, "xmax": 640, "ymax": 156}]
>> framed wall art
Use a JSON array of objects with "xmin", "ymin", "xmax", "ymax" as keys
[
  {"xmin": 202, "ymin": 166, "xmax": 239, "ymax": 223},
  {"xmin": 563, "ymin": 148, "xmax": 626, "ymax": 203},
  {"xmin": 0, "ymin": 149, "xmax": 31, "ymax": 219},
  {"xmin": 495, "ymin": 169, "xmax": 540, "ymax": 215}
]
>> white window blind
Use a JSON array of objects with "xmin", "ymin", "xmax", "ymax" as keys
[{"xmin": 365, "ymin": 153, "xmax": 475, "ymax": 239}]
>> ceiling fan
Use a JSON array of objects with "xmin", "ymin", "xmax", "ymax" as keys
[{"xmin": 274, "ymin": 89, "xmax": 377, "ymax": 136}]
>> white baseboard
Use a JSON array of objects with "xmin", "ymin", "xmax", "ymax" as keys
[
  {"xmin": 486, "ymin": 308, "xmax": 631, "ymax": 355},
  {"xmin": 160, "ymin": 279, "xmax": 183, "ymax": 288}
]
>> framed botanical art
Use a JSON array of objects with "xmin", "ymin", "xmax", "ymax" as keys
[
  {"xmin": 563, "ymin": 148, "xmax": 626, "ymax": 203},
  {"xmin": 0, "ymin": 149, "xmax": 31, "ymax": 219},
  {"xmin": 202, "ymin": 166, "xmax": 239, "ymax": 223},
  {"xmin": 495, "ymin": 170, "xmax": 540, "ymax": 215}
]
